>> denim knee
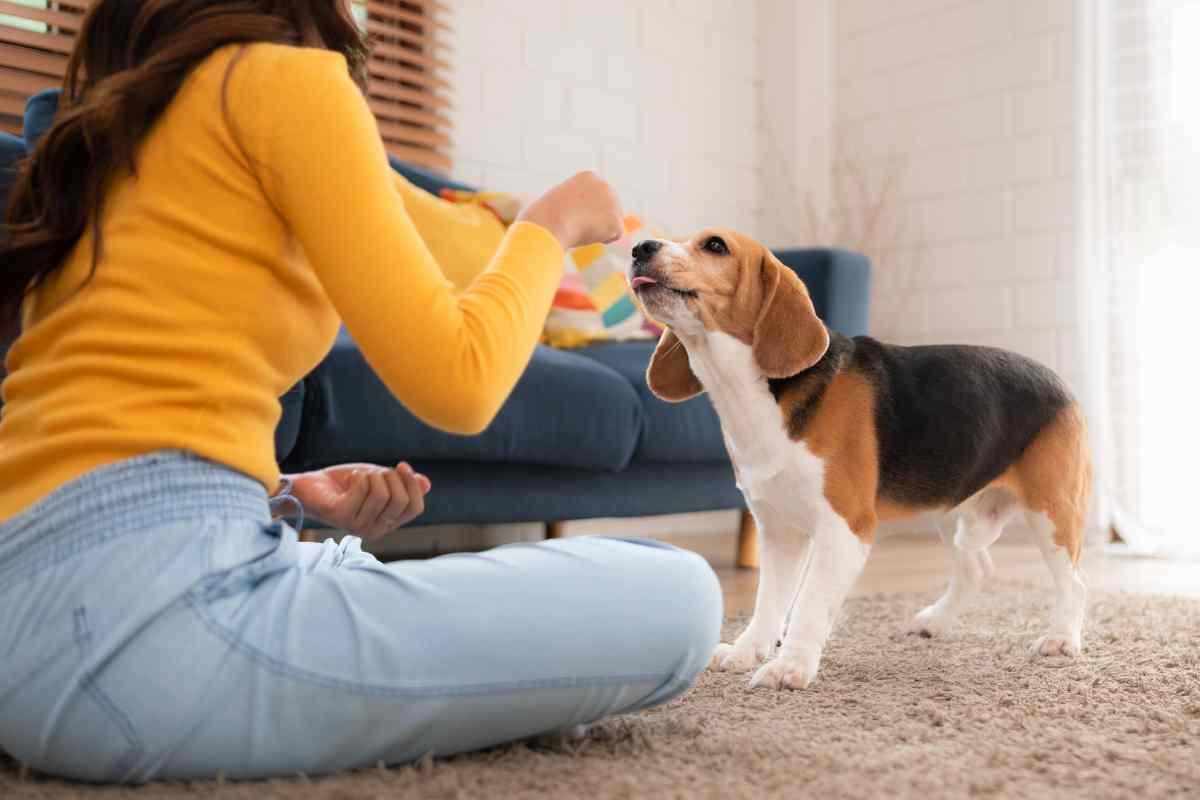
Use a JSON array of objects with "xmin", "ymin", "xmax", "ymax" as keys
[
  {"xmin": 666, "ymin": 547, "xmax": 723, "ymax": 679},
  {"xmin": 604, "ymin": 538, "xmax": 722, "ymax": 680}
]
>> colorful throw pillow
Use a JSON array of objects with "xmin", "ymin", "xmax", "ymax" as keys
[{"xmin": 541, "ymin": 213, "xmax": 665, "ymax": 348}]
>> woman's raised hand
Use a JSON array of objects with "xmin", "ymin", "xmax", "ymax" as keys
[{"xmin": 516, "ymin": 171, "xmax": 624, "ymax": 250}]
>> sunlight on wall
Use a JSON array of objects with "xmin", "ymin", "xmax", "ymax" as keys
[
  {"xmin": 1138, "ymin": 243, "xmax": 1200, "ymax": 544},
  {"xmin": 1136, "ymin": 2, "xmax": 1200, "ymax": 547},
  {"xmin": 1170, "ymin": 2, "xmax": 1200, "ymax": 199}
]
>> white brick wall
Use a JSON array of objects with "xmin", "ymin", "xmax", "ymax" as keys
[
  {"xmin": 758, "ymin": 0, "xmax": 834, "ymax": 247},
  {"xmin": 447, "ymin": 0, "xmax": 765, "ymax": 237},
  {"xmin": 444, "ymin": 0, "xmax": 1082, "ymax": 390},
  {"xmin": 834, "ymin": 0, "xmax": 1081, "ymax": 390}
]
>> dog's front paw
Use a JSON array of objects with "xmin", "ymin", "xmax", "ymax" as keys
[
  {"xmin": 1030, "ymin": 634, "xmax": 1081, "ymax": 658},
  {"xmin": 747, "ymin": 654, "xmax": 819, "ymax": 691},
  {"xmin": 709, "ymin": 641, "xmax": 764, "ymax": 673},
  {"xmin": 907, "ymin": 604, "xmax": 951, "ymax": 638},
  {"xmin": 709, "ymin": 626, "xmax": 774, "ymax": 673}
]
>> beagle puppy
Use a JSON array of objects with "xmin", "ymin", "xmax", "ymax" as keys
[{"xmin": 630, "ymin": 229, "xmax": 1090, "ymax": 690}]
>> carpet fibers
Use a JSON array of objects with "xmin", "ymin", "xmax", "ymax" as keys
[{"xmin": 3, "ymin": 584, "xmax": 1198, "ymax": 799}]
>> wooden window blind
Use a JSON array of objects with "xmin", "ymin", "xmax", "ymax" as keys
[
  {"xmin": 361, "ymin": 1, "xmax": 453, "ymax": 171},
  {"xmin": 0, "ymin": 1, "xmax": 89, "ymax": 134},
  {"xmin": 0, "ymin": 0, "xmax": 453, "ymax": 173}
]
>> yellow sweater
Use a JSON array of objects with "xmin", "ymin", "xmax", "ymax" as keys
[{"xmin": 0, "ymin": 43, "xmax": 563, "ymax": 521}]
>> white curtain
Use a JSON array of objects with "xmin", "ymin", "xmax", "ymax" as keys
[{"xmin": 1078, "ymin": 0, "xmax": 1200, "ymax": 555}]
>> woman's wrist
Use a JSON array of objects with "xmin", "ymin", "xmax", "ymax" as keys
[
  {"xmin": 514, "ymin": 207, "xmax": 568, "ymax": 250},
  {"xmin": 269, "ymin": 475, "xmax": 304, "ymax": 526},
  {"xmin": 273, "ymin": 474, "xmax": 298, "ymax": 498}
]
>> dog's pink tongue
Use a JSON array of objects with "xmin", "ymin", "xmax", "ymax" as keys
[{"xmin": 630, "ymin": 276, "xmax": 657, "ymax": 288}]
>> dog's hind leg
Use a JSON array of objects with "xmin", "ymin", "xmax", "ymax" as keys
[
  {"xmin": 1012, "ymin": 404, "xmax": 1090, "ymax": 657},
  {"xmin": 1028, "ymin": 509, "xmax": 1087, "ymax": 656},
  {"xmin": 908, "ymin": 519, "xmax": 986, "ymax": 637},
  {"xmin": 908, "ymin": 488, "xmax": 1020, "ymax": 637},
  {"xmin": 953, "ymin": 487, "xmax": 1022, "ymax": 552}
]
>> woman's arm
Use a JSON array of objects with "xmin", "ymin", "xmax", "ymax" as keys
[
  {"xmin": 244, "ymin": 46, "xmax": 619, "ymax": 434},
  {"xmin": 389, "ymin": 173, "xmax": 507, "ymax": 292}
]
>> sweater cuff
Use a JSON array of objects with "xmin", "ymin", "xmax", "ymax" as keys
[{"xmin": 493, "ymin": 220, "xmax": 566, "ymax": 289}]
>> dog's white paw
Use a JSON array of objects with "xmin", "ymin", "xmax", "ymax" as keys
[
  {"xmin": 709, "ymin": 641, "xmax": 764, "ymax": 673},
  {"xmin": 747, "ymin": 655, "xmax": 819, "ymax": 691},
  {"xmin": 1030, "ymin": 634, "xmax": 1081, "ymax": 657},
  {"xmin": 907, "ymin": 604, "xmax": 952, "ymax": 638},
  {"xmin": 710, "ymin": 627, "xmax": 775, "ymax": 672}
]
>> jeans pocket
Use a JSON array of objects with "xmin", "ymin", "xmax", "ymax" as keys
[{"xmin": 0, "ymin": 606, "xmax": 144, "ymax": 782}]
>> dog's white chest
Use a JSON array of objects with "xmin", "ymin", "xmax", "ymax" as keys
[{"xmin": 686, "ymin": 333, "xmax": 827, "ymax": 515}]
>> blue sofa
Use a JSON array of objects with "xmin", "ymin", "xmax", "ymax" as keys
[{"xmin": 2, "ymin": 90, "xmax": 871, "ymax": 539}]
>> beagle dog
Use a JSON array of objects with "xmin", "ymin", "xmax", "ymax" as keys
[{"xmin": 630, "ymin": 229, "xmax": 1091, "ymax": 691}]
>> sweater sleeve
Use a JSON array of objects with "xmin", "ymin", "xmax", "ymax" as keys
[
  {"xmin": 244, "ymin": 46, "xmax": 563, "ymax": 434},
  {"xmin": 390, "ymin": 172, "xmax": 509, "ymax": 292}
]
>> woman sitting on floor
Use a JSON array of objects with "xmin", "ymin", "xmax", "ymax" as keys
[{"xmin": 0, "ymin": 0, "xmax": 720, "ymax": 783}]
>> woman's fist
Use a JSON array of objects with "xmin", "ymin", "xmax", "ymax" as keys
[{"xmin": 517, "ymin": 171, "xmax": 623, "ymax": 250}]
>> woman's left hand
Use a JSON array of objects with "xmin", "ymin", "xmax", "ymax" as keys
[{"xmin": 287, "ymin": 462, "xmax": 431, "ymax": 540}]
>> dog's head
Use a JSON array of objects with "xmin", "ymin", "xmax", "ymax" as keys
[{"xmin": 630, "ymin": 228, "xmax": 829, "ymax": 402}]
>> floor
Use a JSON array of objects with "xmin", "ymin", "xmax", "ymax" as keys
[{"xmin": 662, "ymin": 529, "xmax": 1200, "ymax": 616}]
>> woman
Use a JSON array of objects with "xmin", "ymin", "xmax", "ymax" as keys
[{"xmin": 0, "ymin": 0, "xmax": 721, "ymax": 783}]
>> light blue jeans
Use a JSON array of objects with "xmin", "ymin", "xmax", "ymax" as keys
[{"xmin": 0, "ymin": 451, "xmax": 721, "ymax": 783}]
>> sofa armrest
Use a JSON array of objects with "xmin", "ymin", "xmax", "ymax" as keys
[
  {"xmin": 22, "ymin": 89, "xmax": 58, "ymax": 149},
  {"xmin": 772, "ymin": 248, "xmax": 871, "ymax": 337},
  {"xmin": 821, "ymin": 249, "xmax": 871, "ymax": 337}
]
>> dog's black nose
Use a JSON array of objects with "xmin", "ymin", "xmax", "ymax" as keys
[{"xmin": 632, "ymin": 240, "xmax": 662, "ymax": 261}]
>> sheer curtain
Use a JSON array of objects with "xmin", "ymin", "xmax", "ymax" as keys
[{"xmin": 1078, "ymin": 0, "xmax": 1200, "ymax": 555}]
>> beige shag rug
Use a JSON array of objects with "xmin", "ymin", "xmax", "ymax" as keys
[{"xmin": 3, "ymin": 584, "xmax": 1198, "ymax": 800}]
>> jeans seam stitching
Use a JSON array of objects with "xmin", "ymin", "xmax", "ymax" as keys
[
  {"xmin": 185, "ymin": 594, "xmax": 677, "ymax": 697},
  {"xmin": 73, "ymin": 608, "xmax": 145, "ymax": 776}
]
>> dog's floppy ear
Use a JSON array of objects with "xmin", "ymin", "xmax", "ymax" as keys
[
  {"xmin": 752, "ymin": 253, "xmax": 830, "ymax": 378},
  {"xmin": 647, "ymin": 329, "xmax": 704, "ymax": 402}
]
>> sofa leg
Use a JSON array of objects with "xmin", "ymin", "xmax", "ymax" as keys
[
  {"xmin": 736, "ymin": 510, "xmax": 759, "ymax": 569},
  {"xmin": 546, "ymin": 521, "xmax": 565, "ymax": 540}
]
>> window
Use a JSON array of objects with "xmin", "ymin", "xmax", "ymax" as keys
[
  {"xmin": 0, "ymin": 0, "xmax": 48, "ymax": 33},
  {"xmin": 358, "ymin": 1, "xmax": 453, "ymax": 171},
  {"xmin": 1083, "ymin": 0, "xmax": 1200, "ymax": 552},
  {"xmin": 0, "ymin": 0, "xmax": 84, "ymax": 134}
]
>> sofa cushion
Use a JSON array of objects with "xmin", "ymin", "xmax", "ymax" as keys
[
  {"xmin": 574, "ymin": 341, "xmax": 727, "ymax": 463},
  {"xmin": 292, "ymin": 330, "xmax": 645, "ymax": 472}
]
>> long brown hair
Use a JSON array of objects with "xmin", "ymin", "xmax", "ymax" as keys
[{"xmin": 0, "ymin": 0, "xmax": 368, "ymax": 333}]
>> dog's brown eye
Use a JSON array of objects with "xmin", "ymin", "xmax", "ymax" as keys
[{"xmin": 703, "ymin": 236, "xmax": 728, "ymax": 255}]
